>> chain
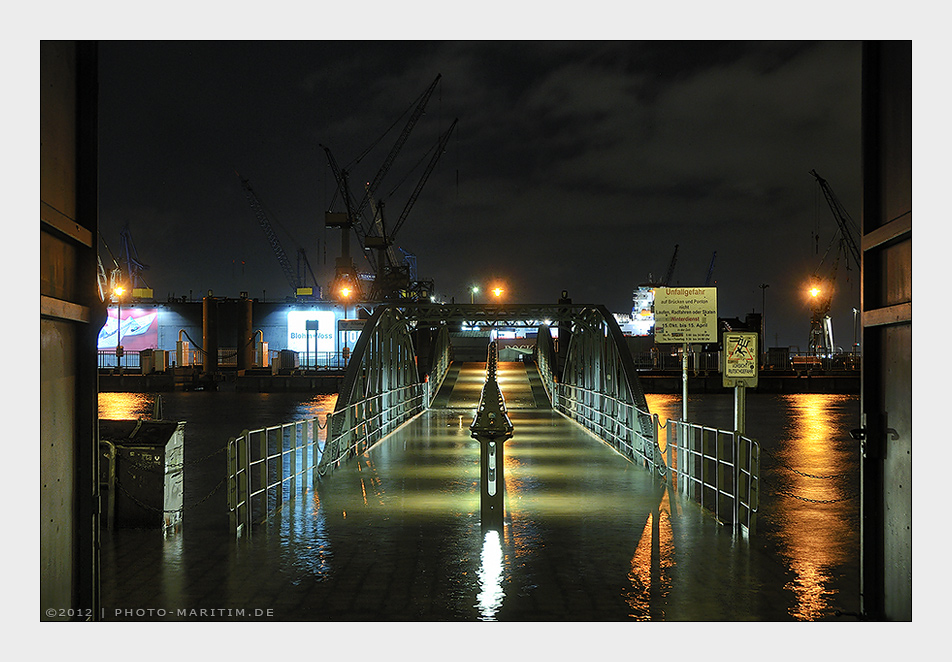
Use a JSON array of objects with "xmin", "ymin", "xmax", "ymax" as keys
[
  {"xmin": 111, "ymin": 444, "xmax": 229, "ymax": 474},
  {"xmin": 113, "ymin": 475, "xmax": 227, "ymax": 513},
  {"xmin": 774, "ymin": 488, "xmax": 858, "ymax": 504},
  {"xmin": 759, "ymin": 445, "xmax": 845, "ymax": 480}
]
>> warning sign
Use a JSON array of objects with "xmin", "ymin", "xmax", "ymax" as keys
[
  {"xmin": 723, "ymin": 331, "xmax": 759, "ymax": 387},
  {"xmin": 653, "ymin": 287, "xmax": 718, "ymax": 344}
]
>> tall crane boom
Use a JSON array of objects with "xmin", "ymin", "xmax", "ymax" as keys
[
  {"xmin": 237, "ymin": 173, "xmax": 299, "ymax": 292},
  {"xmin": 704, "ymin": 251, "xmax": 717, "ymax": 286},
  {"xmin": 389, "ymin": 117, "xmax": 458, "ymax": 240},
  {"xmin": 663, "ymin": 244, "xmax": 679, "ymax": 286},
  {"xmin": 321, "ymin": 144, "xmax": 377, "ymax": 274},
  {"xmin": 809, "ymin": 169, "xmax": 861, "ymax": 271},
  {"xmin": 355, "ymin": 74, "xmax": 442, "ymax": 223}
]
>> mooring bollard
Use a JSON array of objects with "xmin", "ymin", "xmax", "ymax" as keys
[{"xmin": 470, "ymin": 341, "xmax": 514, "ymax": 531}]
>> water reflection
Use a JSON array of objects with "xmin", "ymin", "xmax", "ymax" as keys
[
  {"xmin": 476, "ymin": 529, "xmax": 505, "ymax": 620},
  {"xmin": 296, "ymin": 394, "xmax": 338, "ymax": 420},
  {"xmin": 774, "ymin": 394, "xmax": 857, "ymax": 620},
  {"xmin": 98, "ymin": 392, "xmax": 156, "ymax": 419},
  {"xmin": 625, "ymin": 486, "xmax": 674, "ymax": 620}
]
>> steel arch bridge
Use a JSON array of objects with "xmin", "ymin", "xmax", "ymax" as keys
[
  {"xmin": 228, "ymin": 300, "xmax": 760, "ymax": 537},
  {"xmin": 319, "ymin": 302, "xmax": 659, "ymax": 473}
]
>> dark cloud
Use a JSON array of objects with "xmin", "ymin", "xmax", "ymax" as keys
[{"xmin": 98, "ymin": 40, "xmax": 862, "ymax": 348}]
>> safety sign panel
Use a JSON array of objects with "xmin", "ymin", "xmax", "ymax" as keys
[
  {"xmin": 723, "ymin": 331, "xmax": 759, "ymax": 387},
  {"xmin": 653, "ymin": 287, "xmax": 718, "ymax": 344}
]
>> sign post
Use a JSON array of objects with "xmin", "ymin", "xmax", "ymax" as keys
[
  {"xmin": 653, "ymin": 287, "xmax": 718, "ymax": 421},
  {"xmin": 723, "ymin": 331, "xmax": 759, "ymax": 434}
]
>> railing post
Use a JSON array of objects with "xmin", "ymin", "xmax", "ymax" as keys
[
  {"xmin": 235, "ymin": 430, "xmax": 250, "ymax": 535},
  {"xmin": 227, "ymin": 437, "xmax": 236, "ymax": 533},
  {"xmin": 733, "ymin": 430, "xmax": 743, "ymax": 529},
  {"xmin": 289, "ymin": 423, "xmax": 298, "ymax": 498},
  {"xmin": 257, "ymin": 429, "xmax": 267, "ymax": 524}
]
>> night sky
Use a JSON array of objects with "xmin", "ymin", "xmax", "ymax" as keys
[{"xmin": 96, "ymin": 40, "xmax": 864, "ymax": 349}]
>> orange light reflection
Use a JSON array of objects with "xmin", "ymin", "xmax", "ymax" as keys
[
  {"xmin": 624, "ymin": 487, "xmax": 674, "ymax": 619},
  {"xmin": 777, "ymin": 394, "xmax": 849, "ymax": 620},
  {"xmin": 98, "ymin": 392, "xmax": 156, "ymax": 420}
]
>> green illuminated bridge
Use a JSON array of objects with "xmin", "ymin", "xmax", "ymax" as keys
[{"xmin": 217, "ymin": 302, "xmax": 778, "ymax": 620}]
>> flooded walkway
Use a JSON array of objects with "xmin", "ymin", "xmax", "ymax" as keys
[{"xmin": 101, "ymin": 362, "xmax": 810, "ymax": 621}]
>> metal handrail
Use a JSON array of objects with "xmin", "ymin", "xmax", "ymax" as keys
[
  {"xmin": 662, "ymin": 419, "xmax": 760, "ymax": 535},
  {"xmin": 549, "ymin": 353, "xmax": 759, "ymax": 535},
  {"xmin": 227, "ymin": 416, "xmax": 326, "ymax": 537},
  {"xmin": 321, "ymin": 384, "xmax": 425, "ymax": 472}
]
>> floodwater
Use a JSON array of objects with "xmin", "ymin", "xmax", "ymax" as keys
[
  {"xmin": 647, "ymin": 392, "xmax": 861, "ymax": 620},
  {"xmin": 97, "ymin": 368, "xmax": 859, "ymax": 621}
]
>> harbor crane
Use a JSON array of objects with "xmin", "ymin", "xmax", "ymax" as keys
[
  {"xmin": 663, "ymin": 244, "xmax": 679, "ymax": 286},
  {"xmin": 119, "ymin": 224, "xmax": 150, "ymax": 290},
  {"xmin": 238, "ymin": 173, "xmax": 318, "ymax": 298},
  {"xmin": 322, "ymin": 74, "xmax": 445, "ymax": 302},
  {"xmin": 704, "ymin": 251, "xmax": 717, "ymax": 286},
  {"xmin": 807, "ymin": 169, "xmax": 861, "ymax": 356},
  {"xmin": 96, "ymin": 226, "xmax": 149, "ymax": 301},
  {"xmin": 366, "ymin": 117, "xmax": 458, "ymax": 301}
]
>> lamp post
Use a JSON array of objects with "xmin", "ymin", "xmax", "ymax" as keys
[
  {"xmin": 339, "ymin": 286, "xmax": 352, "ymax": 366},
  {"xmin": 113, "ymin": 285, "xmax": 126, "ymax": 371},
  {"xmin": 471, "ymin": 286, "xmax": 479, "ymax": 304}
]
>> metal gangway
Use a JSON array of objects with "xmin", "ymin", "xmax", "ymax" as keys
[{"xmin": 227, "ymin": 302, "xmax": 759, "ymax": 537}]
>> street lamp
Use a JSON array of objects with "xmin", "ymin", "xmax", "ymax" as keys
[
  {"xmin": 339, "ymin": 286, "xmax": 352, "ymax": 365},
  {"xmin": 492, "ymin": 287, "xmax": 504, "ymax": 299},
  {"xmin": 113, "ymin": 285, "xmax": 126, "ymax": 369},
  {"xmin": 471, "ymin": 286, "xmax": 479, "ymax": 304}
]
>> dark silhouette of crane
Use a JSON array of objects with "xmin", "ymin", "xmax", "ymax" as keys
[
  {"xmin": 663, "ymin": 244, "xmax": 679, "ymax": 286},
  {"xmin": 322, "ymin": 74, "xmax": 447, "ymax": 302},
  {"xmin": 238, "ymin": 174, "xmax": 318, "ymax": 298},
  {"xmin": 807, "ymin": 169, "xmax": 860, "ymax": 355},
  {"xmin": 367, "ymin": 117, "xmax": 458, "ymax": 301},
  {"xmin": 704, "ymin": 251, "xmax": 717, "ymax": 286}
]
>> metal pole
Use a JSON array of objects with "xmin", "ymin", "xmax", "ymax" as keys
[
  {"xmin": 682, "ymin": 341, "xmax": 689, "ymax": 421},
  {"xmin": 734, "ymin": 383, "xmax": 746, "ymax": 435}
]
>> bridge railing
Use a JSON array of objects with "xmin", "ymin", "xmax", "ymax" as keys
[
  {"xmin": 227, "ymin": 416, "xmax": 326, "ymax": 537},
  {"xmin": 553, "ymin": 381, "xmax": 665, "ymax": 475},
  {"xmin": 322, "ymin": 305, "xmax": 426, "ymax": 475},
  {"xmin": 424, "ymin": 323, "xmax": 452, "ymax": 407},
  {"xmin": 536, "ymin": 310, "xmax": 759, "ymax": 535},
  {"xmin": 321, "ymin": 383, "xmax": 426, "ymax": 472},
  {"xmin": 659, "ymin": 419, "xmax": 760, "ymax": 535}
]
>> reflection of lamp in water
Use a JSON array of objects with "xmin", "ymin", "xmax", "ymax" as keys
[{"xmin": 477, "ymin": 528, "xmax": 505, "ymax": 620}]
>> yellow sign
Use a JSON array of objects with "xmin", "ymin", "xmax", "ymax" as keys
[
  {"xmin": 723, "ymin": 331, "xmax": 759, "ymax": 387},
  {"xmin": 653, "ymin": 287, "xmax": 718, "ymax": 343}
]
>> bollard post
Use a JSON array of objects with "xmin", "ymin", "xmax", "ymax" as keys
[{"xmin": 470, "ymin": 342, "xmax": 514, "ymax": 532}]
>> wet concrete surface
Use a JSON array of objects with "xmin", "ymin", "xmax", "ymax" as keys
[{"xmin": 99, "ymin": 362, "xmax": 836, "ymax": 622}]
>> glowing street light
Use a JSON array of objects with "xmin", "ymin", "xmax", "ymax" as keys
[
  {"xmin": 492, "ymin": 287, "xmax": 504, "ymax": 299},
  {"xmin": 338, "ymin": 285, "xmax": 353, "ymax": 365},
  {"xmin": 810, "ymin": 286, "xmax": 821, "ymax": 298},
  {"xmin": 113, "ymin": 284, "xmax": 126, "ymax": 364},
  {"xmin": 471, "ymin": 286, "xmax": 479, "ymax": 304}
]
